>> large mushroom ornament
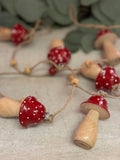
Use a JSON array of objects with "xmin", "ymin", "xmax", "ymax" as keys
[
  {"xmin": 80, "ymin": 60, "xmax": 120, "ymax": 94},
  {"xmin": 94, "ymin": 29, "xmax": 120, "ymax": 65},
  {"xmin": 73, "ymin": 95, "xmax": 110, "ymax": 149}
]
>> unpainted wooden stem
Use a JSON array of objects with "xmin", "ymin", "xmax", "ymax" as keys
[
  {"xmin": 103, "ymin": 41, "xmax": 120, "ymax": 65},
  {"xmin": 80, "ymin": 60, "xmax": 102, "ymax": 80},
  {"xmin": 74, "ymin": 109, "xmax": 99, "ymax": 149},
  {"xmin": 0, "ymin": 97, "xmax": 21, "ymax": 117}
]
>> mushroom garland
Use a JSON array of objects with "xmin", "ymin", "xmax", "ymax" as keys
[
  {"xmin": 80, "ymin": 60, "xmax": 120, "ymax": 93},
  {"xmin": 0, "ymin": 34, "xmax": 120, "ymax": 151},
  {"xmin": 94, "ymin": 30, "xmax": 120, "ymax": 65},
  {"xmin": 73, "ymin": 95, "xmax": 110, "ymax": 149}
]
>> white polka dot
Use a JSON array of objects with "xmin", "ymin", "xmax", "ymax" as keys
[
  {"xmin": 20, "ymin": 112, "xmax": 22, "ymax": 115},
  {"xmin": 24, "ymin": 101, "xmax": 26, "ymax": 103},
  {"xmin": 12, "ymin": 30, "xmax": 17, "ymax": 34},
  {"xmin": 97, "ymin": 98, "xmax": 100, "ymax": 100},
  {"xmin": 103, "ymin": 76, "xmax": 105, "ymax": 79},
  {"xmin": 35, "ymin": 106, "xmax": 38, "ymax": 109},
  {"xmin": 21, "ymin": 121, "xmax": 23, "ymax": 124},
  {"xmin": 106, "ymin": 83, "xmax": 109, "ymax": 86},
  {"xmin": 28, "ymin": 108, "xmax": 30, "ymax": 110},
  {"xmin": 110, "ymin": 70, "xmax": 114, "ymax": 73},
  {"xmin": 55, "ymin": 50, "xmax": 58, "ymax": 53},
  {"xmin": 38, "ymin": 118, "xmax": 40, "ymax": 120},
  {"xmin": 96, "ymin": 82, "xmax": 98, "ymax": 85},
  {"xmin": 32, "ymin": 101, "xmax": 34, "ymax": 103},
  {"xmin": 27, "ymin": 117, "xmax": 29, "ymax": 119},
  {"xmin": 55, "ymin": 60, "xmax": 58, "ymax": 63},
  {"xmin": 41, "ymin": 111, "xmax": 43, "ymax": 113},
  {"xmin": 115, "ymin": 79, "xmax": 118, "ymax": 82},
  {"xmin": 33, "ymin": 113, "xmax": 36, "ymax": 116}
]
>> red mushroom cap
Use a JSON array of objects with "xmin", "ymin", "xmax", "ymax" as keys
[
  {"xmin": 96, "ymin": 29, "xmax": 110, "ymax": 40},
  {"xmin": 96, "ymin": 66, "xmax": 120, "ymax": 91},
  {"xmin": 19, "ymin": 96, "xmax": 46, "ymax": 127},
  {"xmin": 80, "ymin": 95, "xmax": 110, "ymax": 120},
  {"xmin": 11, "ymin": 24, "xmax": 28, "ymax": 45},
  {"xmin": 48, "ymin": 46, "xmax": 71, "ymax": 65},
  {"xmin": 94, "ymin": 30, "xmax": 118, "ymax": 49}
]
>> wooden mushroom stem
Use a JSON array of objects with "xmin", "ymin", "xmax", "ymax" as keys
[
  {"xmin": 0, "ymin": 97, "xmax": 21, "ymax": 117},
  {"xmin": 103, "ymin": 40, "xmax": 120, "ymax": 64},
  {"xmin": 73, "ymin": 109, "xmax": 99, "ymax": 149},
  {"xmin": 0, "ymin": 27, "xmax": 12, "ymax": 41},
  {"xmin": 80, "ymin": 60, "xmax": 102, "ymax": 80},
  {"xmin": 50, "ymin": 39, "xmax": 64, "ymax": 49}
]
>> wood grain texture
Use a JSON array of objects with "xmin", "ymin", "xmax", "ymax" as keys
[
  {"xmin": 103, "ymin": 41, "xmax": 120, "ymax": 64},
  {"xmin": 74, "ymin": 110, "xmax": 99, "ymax": 149},
  {"xmin": 0, "ymin": 97, "xmax": 20, "ymax": 117}
]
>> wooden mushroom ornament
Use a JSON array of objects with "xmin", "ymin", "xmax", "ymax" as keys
[
  {"xmin": 0, "ymin": 24, "xmax": 28, "ymax": 45},
  {"xmin": 80, "ymin": 60, "xmax": 120, "ymax": 94},
  {"xmin": 94, "ymin": 30, "xmax": 120, "ymax": 65},
  {"xmin": 0, "ymin": 96, "xmax": 48, "ymax": 128},
  {"xmin": 48, "ymin": 39, "xmax": 71, "ymax": 75},
  {"xmin": 73, "ymin": 95, "xmax": 110, "ymax": 149}
]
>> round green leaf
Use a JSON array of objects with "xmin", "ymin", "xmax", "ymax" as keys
[
  {"xmin": 0, "ymin": 12, "xmax": 30, "ymax": 29},
  {"xmin": 64, "ymin": 30, "xmax": 84, "ymax": 45},
  {"xmin": 47, "ymin": 7, "xmax": 72, "ymax": 25},
  {"xmin": 81, "ymin": 0, "xmax": 99, "ymax": 6},
  {"xmin": 64, "ymin": 40, "xmax": 81, "ymax": 53},
  {"xmin": 80, "ymin": 32, "xmax": 96, "ymax": 53},
  {"xmin": 46, "ymin": 0, "xmax": 72, "ymax": 25},
  {"xmin": 16, "ymin": 0, "xmax": 47, "ymax": 22},
  {"xmin": 53, "ymin": 0, "xmax": 79, "ymax": 16},
  {"xmin": 100, "ymin": 0, "xmax": 120, "ymax": 21},
  {"xmin": 76, "ymin": 17, "xmax": 100, "ymax": 33},
  {"xmin": 92, "ymin": 3, "xmax": 112, "ymax": 25},
  {"xmin": 1, "ymin": 0, "xmax": 16, "ymax": 15}
]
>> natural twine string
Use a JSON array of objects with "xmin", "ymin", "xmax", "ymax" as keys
[
  {"xmin": 69, "ymin": 5, "xmax": 120, "ymax": 30},
  {"xmin": 112, "ymin": 84, "xmax": 120, "ymax": 96},
  {"xmin": 49, "ymin": 84, "xmax": 76, "ymax": 122},
  {"xmin": 11, "ymin": 19, "xmax": 42, "ymax": 61},
  {"xmin": 77, "ymin": 85, "xmax": 120, "ymax": 99},
  {"xmin": 30, "ymin": 60, "xmax": 75, "ymax": 74}
]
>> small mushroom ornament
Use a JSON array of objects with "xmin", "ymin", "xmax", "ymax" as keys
[
  {"xmin": 94, "ymin": 29, "xmax": 120, "ymax": 65},
  {"xmin": 81, "ymin": 60, "xmax": 120, "ymax": 92},
  {"xmin": 74, "ymin": 95, "xmax": 110, "ymax": 149},
  {"xmin": 48, "ymin": 39, "xmax": 71, "ymax": 75},
  {"xmin": 0, "ymin": 24, "xmax": 28, "ymax": 45}
]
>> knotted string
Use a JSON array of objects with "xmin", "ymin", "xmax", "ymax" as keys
[{"xmin": 69, "ymin": 5, "xmax": 120, "ymax": 30}]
